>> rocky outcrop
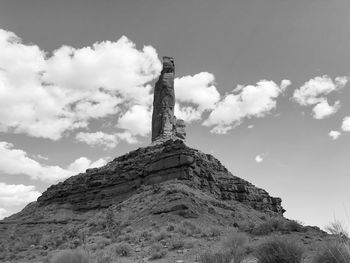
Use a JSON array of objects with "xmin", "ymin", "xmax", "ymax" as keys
[
  {"xmin": 151, "ymin": 56, "xmax": 186, "ymax": 143},
  {"xmin": 38, "ymin": 139, "xmax": 284, "ymax": 215}
]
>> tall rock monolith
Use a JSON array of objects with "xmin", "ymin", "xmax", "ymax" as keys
[{"xmin": 152, "ymin": 56, "xmax": 186, "ymax": 143}]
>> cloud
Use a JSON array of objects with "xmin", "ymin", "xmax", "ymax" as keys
[
  {"xmin": 117, "ymin": 104, "xmax": 152, "ymax": 136},
  {"xmin": 0, "ymin": 182, "xmax": 41, "ymax": 219},
  {"xmin": 67, "ymin": 157, "xmax": 107, "ymax": 175},
  {"xmin": 312, "ymin": 100, "xmax": 340, "ymax": 119},
  {"xmin": 174, "ymin": 72, "xmax": 220, "ymax": 122},
  {"xmin": 342, "ymin": 116, "xmax": 350, "ymax": 132},
  {"xmin": 203, "ymin": 80, "xmax": 290, "ymax": 134},
  {"xmin": 0, "ymin": 28, "xmax": 161, "ymax": 140},
  {"xmin": 328, "ymin": 130, "xmax": 341, "ymax": 140},
  {"xmin": 76, "ymin": 131, "xmax": 138, "ymax": 148},
  {"xmin": 255, "ymin": 155, "xmax": 264, "ymax": 163},
  {"xmin": 0, "ymin": 141, "xmax": 108, "ymax": 182},
  {"xmin": 293, "ymin": 75, "xmax": 347, "ymax": 119},
  {"xmin": 76, "ymin": 131, "xmax": 119, "ymax": 148}
]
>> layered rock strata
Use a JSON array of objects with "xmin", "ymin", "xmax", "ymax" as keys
[{"xmin": 38, "ymin": 139, "xmax": 284, "ymax": 215}]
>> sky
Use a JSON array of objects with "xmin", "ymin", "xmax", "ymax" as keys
[{"xmin": 0, "ymin": 0, "xmax": 349, "ymax": 231}]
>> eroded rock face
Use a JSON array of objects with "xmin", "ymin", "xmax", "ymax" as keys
[
  {"xmin": 38, "ymin": 139, "xmax": 284, "ymax": 215},
  {"xmin": 151, "ymin": 56, "xmax": 186, "ymax": 143}
]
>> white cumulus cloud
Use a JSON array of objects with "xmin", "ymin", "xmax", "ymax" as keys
[
  {"xmin": 312, "ymin": 100, "xmax": 340, "ymax": 119},
  {"xmin": 0, "ymin": 182, "xmax": 41, "ymax": 219},
  {"xmin": 117, "ymin": 104, "xmax": 152, "ymax": 136},
  {"xmin": 293, "ymin": 75, "xmax": 347, "ymax": 119},
  {"xmin": 341, "ymin": 116, "xmax": 350, "ymax": 132},
  {"xmin": 0, "ymin": 141, "xmax": 108, "ymax": 182},
  {"xmin": 0, "ymin": 28, "xmax": 161, "ymax": 140},
  {"xmin": 174, "ymin": 72, "xmax": 220, "ymax": 122},
  {"xmin": 203, "ymin": 80, "xmax": 290, "ymax": 134},
  {"xmin": 328, "ymin": 130, "xmax": 341, "ymax": 140}
]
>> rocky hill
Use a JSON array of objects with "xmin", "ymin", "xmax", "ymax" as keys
[
  {"xmin": 0, "ymin": 139, "xmax": 330, "ymax": 263},
  {"xmin": 0, "ymin": 57, "xmax": 332, "ymax": 263},
  {"xmin": 37, "ymin": 139, "xmax": 283, "ymax": 214}
]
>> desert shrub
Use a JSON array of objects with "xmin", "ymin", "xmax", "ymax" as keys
[
  {"xmin": 209, "ymin": 227, "xmax": 221, "ymax": 237},
  {"xmin": 285, "ymin": 220, "xmax": 304, "ymax": 232},
  {"xmin": 183, "ymin": 221, "xmax": 197, "ymax": 232},
  {"xmin": 125, "ymin": 226, "xmax": 133, "ymax": 233},
  {"xmin": 254, "ymin": 236, "xmax": 303, "ymax": 263},
  {"xmin": 251, "ymin": 218, "xmax": 285, "ymax": 235},
  {"xmin": 169, "ymin": 238, "xmax": 185, "ymax": 250},
  {"xmin": 312, "ymin": 242, "xmax": 350, "ymax": 263},
  {"xmin": 326, "ymin": 220, "xmax": 349, "ymax": 239},
  {"xmin": 95, "ymin": 237, "xmax": 112, "ymax": 249},
  {"xmin": 111, "ymin": 242, "xmax": 132, "ymax": 257},
  {"xmin": 199, "ymin": 251, "xmax": 232, "ymax": 263},
  {"xmin": 24, "ymin": 231, "xmax": 42, "ymax": 246},
  {"xmin": 176, "ymin": 225, "xmax": 188, "ymax": 235},
  {"xmin": 222, "ymin": 231, "xmax": 248, "ymax": 263},
  {"xmin": 167, "ymin": 224, "xmax": 175, "ymax": 231},
  {"xmin": 104, "ymin": 209, "xmax": 121, "ymax": 241},
  {"xmin": 140, "ymin": 230, "xmax": 154, "ymax": 240},
  {"xmin": 149, "ymin": 243, "xmax": 167, "ymax": 260},
  {"xmin": 49, "ymin": 249, "xmax": 91, "ymax": 263},
  {"xmin": 13, "ymin": 241, "xmax": 27, "ymax": 252},
  {"xmin": 154, "ymin": 231, "xmax": 168, "ymax": 241},
  {"xmin": 184, "ymin": 241, "xmax": 195, "ymax": 249}
]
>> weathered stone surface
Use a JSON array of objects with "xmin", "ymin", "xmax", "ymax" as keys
[
  {"xmin": 151, "ymin": 57, "xmax": 186, "ymax": 143},
  {"xmin": 175, "ymin": 118, "xmax": 186, "ymax": 140},
  {"xmin": 37, "ymin": 139, "xmax": 285, "ymax": 214},
  {"xmin": 152, "ymin": 56, "xmax": 176, "ymax": 142}
]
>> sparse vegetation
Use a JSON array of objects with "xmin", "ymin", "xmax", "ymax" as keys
[
  {"xmin": 326, "ymin": 220, "xmax": 349, "ymax": 239},
  {"xmin": 49, "ymin": 249, "xmax": 91, "ymax": 263},
  {"xmin": 110, "ymin": 242, "xmax": 132, "ymax": 257},
  {"xmin": 209, "ymin": 227, "xmax": 221, "ymax": 237},
  {"xmin": 312, "ymin": 221, "xmax": 350, "ymax": 263},
  {"xmin": 169, "ymin": 237, "xmax": 185, "ymax": 250},
  {"xmin": 199, "ymin": 251, "xmax": 232, "ymax": 263},
  {"xmin": 312, "ymin": 242, "xmax": 350, "ymax": 263},
  {"xmin": 254, "ymin": 236, "xmax": 303, "ymax": 263},
  {"xmin": 222, "ymin": 231, "xmax": 248, "ymax": 263},
  {"xmin": 154, "ymin": 230, "xmax": 168, "ymax": 241},
  {"xmin": 149, "ymin": 243, "xmax": 167, "ymax": 260},
  {"xmin": 250, "ymin": 218, "xmax": 303, "ymax": 235}
]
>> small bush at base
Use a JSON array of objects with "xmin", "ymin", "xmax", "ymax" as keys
[
  {"xmin": 149, "ymin": 243, "xmax": 167, "ymax": 260},
  {"xmin": 110, "ymin": 242, "xmax": 132, "ymax": 257},
  {"xmin": 169, "ymin": 238, "xmax": 185, "ymax": 250},
  {"xmin": 312, "ymin": 242, "xmax": 350, "ymax": 263},
  {"xmin": 222, "ymin": 231, "xmax": 248, "ymax": 263},
  {"xmin": 254, "ymin": 236, "xmax": 303, "ymax": 263},
  {"xmin": 199, "ymin": 251, "xmax": 232, "ymax": 263},
  {"xmin": 49, "ymin": 249, "xmax": 91, "ymax": 263}
]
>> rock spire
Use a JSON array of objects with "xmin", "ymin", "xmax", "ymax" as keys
[{"xmin": 151, "ymin": 56, "xmax": 186, "ymax": 143}]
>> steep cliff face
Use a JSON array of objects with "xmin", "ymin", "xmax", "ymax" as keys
[{"xmin": 38, "ymin": 139, "xmax": 284, "ymax": 215}]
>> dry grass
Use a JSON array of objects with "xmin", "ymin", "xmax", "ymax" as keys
[
  {"xmin": 49, "ymin": 249, "xmax": 91, "ymax": 263},
  {"xmin": 110, "ymin": 242, "xmax": 132, "ymax": 257},
  {"xmin": 254, "ymin": 236, "xmax": 303, "ymax": 263},
  {"xmin": 312, "ymin": 242, "xmax": 350, "ymax": 263},
  {"xmin": 199, "ymin": 251, "xmax": 232, "ymax": 263},
  {"xmin": 149, "ymin": 243, "xmax": 167, "ymax": 260},
  {"xmin": 222, "ymin": 231, "xmax": 248, "ymax": 263}
]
